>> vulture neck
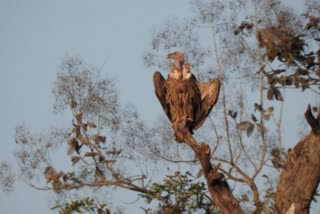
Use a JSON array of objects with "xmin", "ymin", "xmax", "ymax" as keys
[{"xmin": 175, "ymin": 59, "xmax": 184, "ymax": 71}]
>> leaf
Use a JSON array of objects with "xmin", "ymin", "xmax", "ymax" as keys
[
  {"xmin": 84, "ymin": 152, "xmax": 99, "ymax": 157},
  {"xmin": 300, "ymin": 77, "xmax": 310, "ymax": 91},
  {"xmin": 256, "ymin": 123, "xmax": 267, "ymax": 134},
  {"xmin": 92, "ymin": 135, "xmax": 106, "ymax": 144},
  {"xmin": 106, "ymin": 148, "xmax": 122, "ymax": 157},
  {"xmin": 254, "ymin": 103, "xmax": 263, "ymax": 112},
  {"xmin": 98, "ymin": 156, "xmax": 105, "ymax": 162},
  {"xmin": 293, "ymin": 76, "xmax": 300, "ymax": 87},
  {"xmin": 271, "ymin": 148, "xmax": 281, "ymax": 157},
  {"xmin": 273, "ymin": 88, "xmax": 284, "ymax": 101},
  {"xmin": 75, "ymin": 113, "xmax": 83, "ymax": 124},
  {"xmin": 237, "ymin": 121, "xmax": 255, "ymax": 137},
  {"xmin": 72, "ymin": 125, "xmax": 81, "ymax": 135},
  {"xmin": 68, "ymin": 145, "xmax": 75, "ymax": 155},
  {"xmin": 44, "ymin": 166, "xmax": 56, "ymax": 183},
  {"xmin": 240, "ymin": 21, "xmax": 253, "ymax": 29},
  {"xmin": 70, "ymin": 99, "xmax": 77, "ymax": 109},
  {"xmin": 278, "ymin": 76, "xmax": 288, "ymax": 86},
  {"xmin": 267, "ymin": 88, "xmax": 274, "ymax": 100},
  {"xmin": 263, "ymin": 113, "xmax": 271, "ymax": 121},
  {"xmin": 75, "ymin": 141, "xmax": 82, "ymax": 154},
  {"xmin": 251, "ymin": 114, "xmax": 258, "ymax": 122},
  {"xmin": 273, "ymin": 69, "xmax": 286, "ymax": 75},
  {"xmin": 267, "ymin": 74, "xmax": 276, "ymax": 85},
  {"xmin": 68, "ymin": 137, "xmax": 77, "ymax": 145},
  {"xmin": 312, "ymin": 106, "xmax": 318, "ymax": 112},
  {"xmin": 285, "ymin": 77, "xmax": 293, "ymax": 86},
  {"xmin": 52, "ymin": 179, "xmax": 61, "ymax": 193},
  {"xmin": 297, "ymin": 68, "xmax": 309, "ymax": 75},
  {"xmin": 267, "ymin": 107, "xmax": 274, "ymax": 113},
  {"xmin": 240, "ymin": 194, "xmax": 249, "ymax": 202},
  {"xmin": 268, "ymin": 87, "xmax": 283, "ymax": 101},
  {"xmin": 71, "ymin": 156, "xmax": 81, "ymax": 166},
  {"xmin": 68, "ymin": 138, "xmax": 78, "ymax": 155},
  {"xmin": 87, "ymin": 122, "xmax": 97, "ymax": 128},
  {"xmin": 77, "ymin": 134, "xmax": 89, "ymax": 145},
  {"xmin": 228, "ymin": 110, "xmax": 238, "ymax": 119}
]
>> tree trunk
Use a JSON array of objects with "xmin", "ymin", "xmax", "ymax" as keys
[
  {"xmin": 173, "ymin": 120, "xmax": 244, "ymax": 214},
  {"xmin": 275, "ymin": 105, "xmax": 320, "ymax": 213}
]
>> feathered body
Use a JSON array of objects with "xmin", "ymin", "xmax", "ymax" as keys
[{"xmin": 153, "ymin": 51, "xmax": 220, "ymax": 139}]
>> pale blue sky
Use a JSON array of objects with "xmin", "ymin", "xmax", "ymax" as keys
[{"xmin": 0, "ymin": 0, "xmax": 319, "ymax": 213}]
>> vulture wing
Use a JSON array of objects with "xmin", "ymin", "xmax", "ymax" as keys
[
  {"xmin": 194, "ymin": 78, "xmax": 221, "ymax": 130},
  {"xmin": 153, "ymin": 71, "xmax": 172, "ymax": 122}
]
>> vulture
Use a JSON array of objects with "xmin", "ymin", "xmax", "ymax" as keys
[{"xmin": 153, "ymin": 51, "xmax": 220, "ymax": 139}]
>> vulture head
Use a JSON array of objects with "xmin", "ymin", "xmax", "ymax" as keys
[
  {"xmin": 166, "ymin": 51, "xmax": 185, "ymax": 62},
  {"xmin": 167, "ymin": 51, "xmax": 185, "ymax": 80}
]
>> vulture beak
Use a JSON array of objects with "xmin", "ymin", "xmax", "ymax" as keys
[
  {"xmin": 166, "ymin": 51, "xmax": 185, "ymax": 60},
  {"xmin": 166, "ymin": 53, "xmax": 174, "ymax": 59}
]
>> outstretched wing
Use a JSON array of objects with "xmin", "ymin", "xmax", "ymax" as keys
[
  {"xmin": 153, "ymin": 71, "xmax": 172, "ymax": 122},
  {"xmin": 194, "ymin": 78, "xmax": 221, "ymax": 130}
]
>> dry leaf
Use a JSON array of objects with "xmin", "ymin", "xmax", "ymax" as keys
[
  {"xmin": 71, "ymin": 156, "xmax": 81, "ymax": 166},
  {"xmin": 68, "ymin": 138, "xmax": 77, "ymax": 155},
  {"xmin": 106, "ymin": 147, "xmax": 122, "ymax": 156},
  {"xmin": 256, "ymin": 123, "xmax": 267, "ymax": 134},
  {"xmin": 44, "ymin": 166, "xmax": 56, "ymax": 183},
  {"xmin": 87, "ymin": 122, "xmax": 97, "ymax": 128},
  {"xmin": 92, "ymin": 135, "xmax": 106, "ymax": 144},
  {"xmin": 77, "ymin": 134, "xmax": 89, "ymax": 145},
  {"xmin": 44, "ymin": 166, "xmax": 63, "ymax": 184},
  {"xmin": 75, "ymin": 113, "xmax": 83, "ymax": 124},
  {"xmin": 72, "ymin": 125, "xmax": 81, "ymax": 135},
  {"xmin": 68, "ymin": 137, "xmax": 77, "ymax": 145},
  {"xmin": 251, "ymin": 114, "xmax": 258, "ymax": 122},
  {"xmin": 67, "ymin": 145, "xmax": 75, "ymax": 155},
  {"xmin": 263, "ymin": 113, "xmax": 271, "ymax": 121},
  {"xmin": 267, "ymin": 107, "xmax": 274, "ymax": 113},
  {"xmin": 84, "ymin": 152, "xmax": 99, "ymax": 157},
  {"xmin": 237, "ymin": 121, "xmax": 255, "ymax": 137},
  {"xmin": 70, "ymin": 99, "xmax": 77, "ymax": 109},
  {"xmin": 52, "ymin": 179, "xmax": 61, "ymax": 193}
]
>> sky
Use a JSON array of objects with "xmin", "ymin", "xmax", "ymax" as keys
[{"xmin": 0, "ymin": 0, "xmax": 319, "ymax": 213}]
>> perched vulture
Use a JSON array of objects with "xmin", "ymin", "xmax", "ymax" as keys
[{"xmin": 153, "ymin": 51, "xmax": 220, "ymax": 139}]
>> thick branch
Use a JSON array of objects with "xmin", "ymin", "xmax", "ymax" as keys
[
  {"xmin": 275, "ymin": 105, "xmax": 320, "ymax": 213},
  {"xmin": 172, "ymin": 120, "xmax": 244, "ymax": 214}
]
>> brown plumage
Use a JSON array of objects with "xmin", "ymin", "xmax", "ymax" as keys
[{"xmin": 153, "ymin": 51, "xmax": 220, "ymax": 138}]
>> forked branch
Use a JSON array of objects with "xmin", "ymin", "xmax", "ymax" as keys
[
  {"xmin": 305, "ymin": 104, "xmax": 320, "ymax": 135},
  {"xmin": 172, "ymin": 120, "xmax": 244, "ymax": 214}
]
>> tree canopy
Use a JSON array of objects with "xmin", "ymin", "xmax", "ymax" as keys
[{"xmin": 1, "ymin": 0, "xmax": 320, "ymax": 213}]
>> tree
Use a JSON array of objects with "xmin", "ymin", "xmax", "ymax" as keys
[
  {"xmin": 1, "ymin": 0, "xmax": 320, "ymax": 213},
  {"xmin": 144, "ymin": 0, "xmax": 320, "ymax": 213}
]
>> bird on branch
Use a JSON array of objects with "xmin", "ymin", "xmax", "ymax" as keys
[{"xmin": 153, "ymin": 51, "xmax": 221, "ymax": 142}]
